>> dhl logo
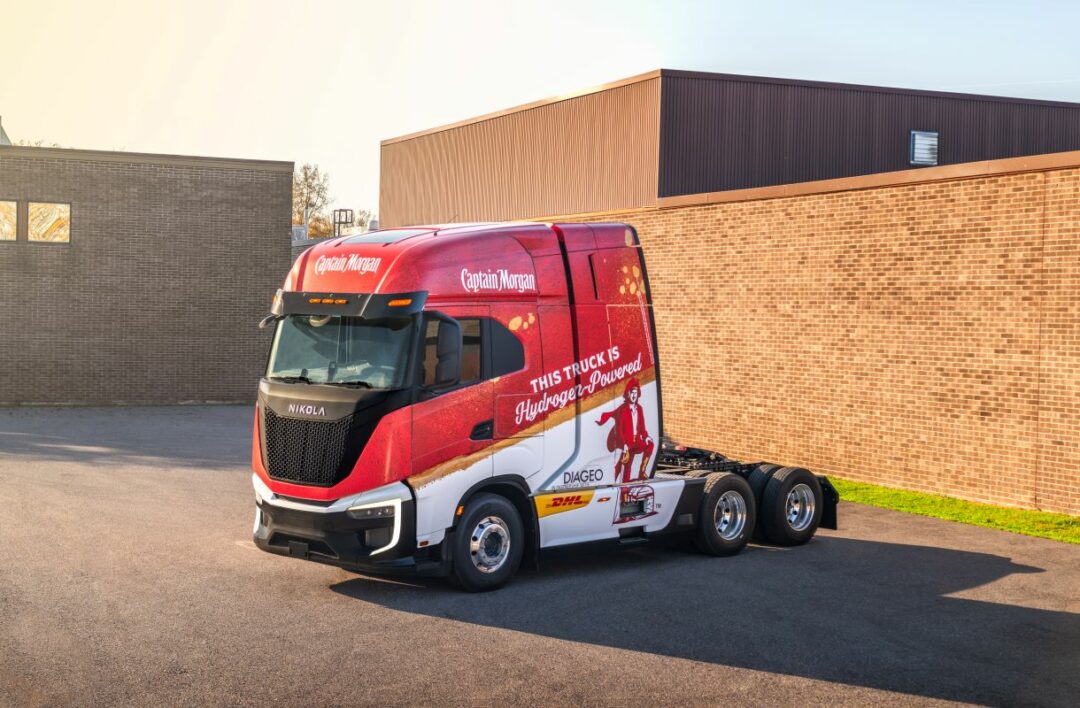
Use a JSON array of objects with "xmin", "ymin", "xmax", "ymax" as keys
[{"xmin": 535, "ymin": 490, "xmax": 595, "ymax": 518}]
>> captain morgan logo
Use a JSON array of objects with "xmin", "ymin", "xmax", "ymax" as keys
[
  {"xmin": 314, "ymin": 254, "xmax": 382, "ymax": 276},
  {"xmin": 460, "ymin": 268, "xmax": 536, "ymax": 293}
]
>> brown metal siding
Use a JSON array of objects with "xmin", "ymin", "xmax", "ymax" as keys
[
  {"xmin": 380, "ymin": 78, "xmax": 660, "ymax": 226},
  {"xmin": 658, "ymin": 73, "xmax": 1080, "ymax": 197}
]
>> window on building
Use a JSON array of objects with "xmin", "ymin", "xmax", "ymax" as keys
[
  {"xmin": 0, "ymin": 201, "xmax": 15, "ymax": 241},
  {"xmin": 28, "ymin": 202, "xmax": 71, "ymax": 243}
]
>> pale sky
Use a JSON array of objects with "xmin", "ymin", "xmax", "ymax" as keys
[{"xmin": 3, "ymin": 1, "xmax": 1079, "ymax": 216}]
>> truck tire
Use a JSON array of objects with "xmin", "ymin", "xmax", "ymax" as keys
[
  {"xmin": 683, "ymin": 469, "xmax": 711, "ymax": 478},
  {"xmin": 747, "ymin": 463, "xmax": 782, "ymax": 542},
  {"xmin": 760, "ymin": 467, "xmax": 823, "ymax": 546},
  {"xmin": 747, "ymin": 463, "xmax": 782, "ymax": 501},
  {"xmin": 451, "ymin": 493, "xmax": 524, "ymax": 592},
  {"xmin": 694, "ymin": 472, "xmax": 756, "ymax": 556}
]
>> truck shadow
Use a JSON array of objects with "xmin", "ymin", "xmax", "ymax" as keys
[{"xmin": 331, "ymin": 536, "xmax": 1080, "ymax": 706}]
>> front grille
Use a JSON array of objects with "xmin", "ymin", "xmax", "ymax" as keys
[{"xmin": 263, "ymin": 407, "xmax": 359, "ymax": 486}]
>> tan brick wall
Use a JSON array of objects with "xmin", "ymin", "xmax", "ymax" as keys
[{"xmin": 586, "ymin": 168, "xmax": 1078, "ymax": 515}]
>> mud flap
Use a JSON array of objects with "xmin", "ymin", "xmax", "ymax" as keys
[{"xmin": 818, "ymin": 476, "xmax": 839, "ymax": 530}]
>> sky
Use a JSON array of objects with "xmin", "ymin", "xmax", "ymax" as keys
[{"xmin": 3, "ymin": 0, "xmax": 1079, "ymax": 217}]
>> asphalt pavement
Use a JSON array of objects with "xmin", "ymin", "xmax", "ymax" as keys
[{"xmin": 1, "ymin": 405, "xmax": 1078, "ymax": 707}]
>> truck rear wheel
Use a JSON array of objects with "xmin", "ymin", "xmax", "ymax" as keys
[
  {"xmin": 747, "ymin": 463, "xmax": 782, "ymax": 541},
  {"xmin": 694, "ymin": 472, "xmax": 756, "ymax": 556},
  {"xmin": 760, "ymin": 467, "xmax": 823, "ymax": 546},
  {"xmin": 450, "ymin": 493, "xmax": 524, "ymax": 592}
]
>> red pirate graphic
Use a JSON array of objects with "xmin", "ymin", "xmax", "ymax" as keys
[{"xmin": 596, "ymin": 378, "xmax": 655, "ymax": 483}]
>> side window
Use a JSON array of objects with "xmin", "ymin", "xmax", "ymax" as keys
[
  {"xmin": 460, "ymin": 319, "xmax": 482, "ymax": 382},
  {"xmin": 490, "ymin": 319, "xmax": 525, "ymax": 376},
  {"xmin": 421, "ymin": 317, "xmax": 482, "ymax": 387},
  {"xmin": 420, "ymin": 315, "xmax": 524, "ymax": 389}
]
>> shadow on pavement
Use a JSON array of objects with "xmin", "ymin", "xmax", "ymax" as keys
[
  {"xmin": 0, "ymin": 405, "xmax": 250, "ymax": 468},
  {"xmin": 332, "ymin": 536, "xmax": 1080, "ymax": 706}
]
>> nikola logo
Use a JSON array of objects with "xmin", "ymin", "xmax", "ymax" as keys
[{"xmin": 287, "ymin": 403, "xmax": 326, "ymax": 416}]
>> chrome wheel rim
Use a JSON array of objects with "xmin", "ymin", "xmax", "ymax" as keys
[
  {"xmin": 714, "ymin": 490, "xmax": 747, "ymax": 540},
  {"xmin": 786, "ymin": 483, "xmax": 816, "ymax": 532},
  {"xmin": 469, "ymin": 516, "xmax": 511, "ymax": 573}
]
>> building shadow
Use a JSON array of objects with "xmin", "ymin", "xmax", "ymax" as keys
[
  {"xmin": 0, "ymin": 405, "xmax": 250, "ymax": 468},
  {"xmin": 331, "ymin": 536, "xmax": 1080, "ymax": 706}
]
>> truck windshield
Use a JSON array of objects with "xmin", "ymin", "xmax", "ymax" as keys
[{"xmin": 266, "ymin": 315, "xmax": 413, "ymax": 389}]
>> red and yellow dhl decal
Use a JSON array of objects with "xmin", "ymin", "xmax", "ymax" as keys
[{"xmin": 535, "ymin": 490, "xmax": 595, "ymax": 518}]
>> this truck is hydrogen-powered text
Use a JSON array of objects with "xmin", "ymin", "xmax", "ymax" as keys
[{"xmin": 252, "ymin": 222, "xmax": 838, "ymax": 590}]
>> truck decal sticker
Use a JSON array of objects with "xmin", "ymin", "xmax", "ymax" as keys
[
  {"xmin": 517, "ymin": 348, "xmax": 643, "ymax": 426},
  {"xmin": 406, "ymin": 365, "xmax": 656, "ymax": 489},
  {"xmin": 597, "ymin": 378, "xmax": 655, "ymax": 484},
  {"xmin": 313, "ymin": 254, "xmax": 382, "ymax": 275},
  {"xmin": 460, "ymin": 268, "xmax": 537, "ymax": 293},
  {"xmin": 535, "ymin": 490, "xmax": 595, "ymax": 518}
]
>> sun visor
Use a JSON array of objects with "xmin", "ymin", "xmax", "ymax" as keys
[{"xmin": 273, "ymin": 291, "xmax": 428, "ymax": 318}]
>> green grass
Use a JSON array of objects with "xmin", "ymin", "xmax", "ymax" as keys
[{"xmin": 830, "ymin": 477, "xmax": 1080, "ymax": 544}]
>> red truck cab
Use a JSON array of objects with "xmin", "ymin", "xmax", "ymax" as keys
[{"xmin": 252, "ymin": 222, "xmax": 835, "ymax": 590}]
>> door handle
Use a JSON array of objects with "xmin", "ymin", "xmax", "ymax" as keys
[{"xmin": 470, "ymin": 419, "xmax": 494, "ymax": 441}]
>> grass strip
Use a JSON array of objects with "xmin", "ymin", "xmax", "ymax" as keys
[{"xmin": 830, "ymin": 477, "xmax": 1080, "ymax": 544}]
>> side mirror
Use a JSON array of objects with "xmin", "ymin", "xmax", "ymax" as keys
[{"xmin": 434, "ymin": 317, "xmax": 462, "ymax": 387}]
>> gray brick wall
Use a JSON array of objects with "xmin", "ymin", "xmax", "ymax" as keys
[{"xmin": 0, "ymin": 147, "xmax": 293, "ymax": 405}]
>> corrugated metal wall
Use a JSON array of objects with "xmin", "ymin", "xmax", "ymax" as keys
[
  {"xmin": 659, "ymin": 72, "xmax": 1080, "ymax": 197},
  {"xmin": 380, "ymin": 78, "xmax": 660, "ymax": 227}
]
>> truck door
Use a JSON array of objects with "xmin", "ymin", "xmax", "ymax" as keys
[
  {"xmin": 489, "ymin": 303, "xmax": 544, "ymax": 480},
  {"xmin": 409, "ymin": 306, "xmax": 495, "ymax": 541}
]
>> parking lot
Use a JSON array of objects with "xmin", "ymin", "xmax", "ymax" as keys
[{"xmin": 1, "ymin": 405, "xmax": 1078, "ymax": 707}]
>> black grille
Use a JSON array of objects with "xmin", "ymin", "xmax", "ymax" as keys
[{"xmin": 263, "ymin": 407, "xmax": 359, "ymax": 487}]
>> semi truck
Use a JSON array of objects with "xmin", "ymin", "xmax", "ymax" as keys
[{"xmin": 252, "ymin": 222, "xmax": 837, "ymax": 591}]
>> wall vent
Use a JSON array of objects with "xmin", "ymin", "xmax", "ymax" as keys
[{"xmin": 910, "ymin": 130, "xmax": 939, "ymax": 166}]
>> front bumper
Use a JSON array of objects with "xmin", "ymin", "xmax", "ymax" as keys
[{"xmin": 251, "ymin": 475, "xmax": 449, "ymax": 576}]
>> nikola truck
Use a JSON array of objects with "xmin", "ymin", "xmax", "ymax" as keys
[{"xmin": 252, "ymin": 222, "xmax": 838, "ymax": 590}]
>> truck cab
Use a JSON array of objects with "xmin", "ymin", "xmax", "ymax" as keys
[{"xmin": 252, "ymin": 222, "xmax": 834, "ymax": 590}]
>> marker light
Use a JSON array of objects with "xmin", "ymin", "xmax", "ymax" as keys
[
  {"xmin": 333, "ymin": 298, "xmax": 348, "ymax": 305},
  {"xmin": 388, "ymin": 298, "xmax": 413, "ymax": 307}
]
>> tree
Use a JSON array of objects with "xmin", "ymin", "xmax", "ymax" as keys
[
  {"xmin": 14, "ymin": 139, "xmax": 64, "ymax": 147},
  {"xmin": 350, "ymin": 209, "xmax": 374, "ymax": 231},
  {"xmin": 292, "ymin": 164, "xmax": 331, "ymax": 226}
]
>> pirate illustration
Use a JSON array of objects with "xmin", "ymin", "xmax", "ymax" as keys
[{"xmin": 596, "ymin": 378, "xmax": 655, "ymax": 483}]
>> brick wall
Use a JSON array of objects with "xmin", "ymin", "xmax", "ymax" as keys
[
  {"xmin": 0, "ymin": 148, "xmax": 293, "ymax": 405},
  {"xmin": 588, "ymin": 167, "xmax": 1079, "ymax": 515}
]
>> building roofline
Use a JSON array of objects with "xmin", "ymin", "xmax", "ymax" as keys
[
  {"xmin": 652, "ymin": 149, "xmax": 1080, "ymax": 209},
  {"xmin": 381, "ymin": 68, "xmax": 1080, "ymax": 148},
  {"xmin": 0, "ymin": 145, "xmax": 294, "ymax": 172},
  {"xmin": 380, "ymin": 70, "xmax": 663, "ymax": 146},
  {"xmin": 658, "ymin": 68, "xmax": 1080, "ymax": 109}
]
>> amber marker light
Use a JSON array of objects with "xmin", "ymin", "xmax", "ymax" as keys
[
  {"xmin": 388, "ymin": 298, "xmax": 413, "ymax": 307},
  {"xmin": 320, "ymin": 298, "xmax": 334, "ymax": 304},
  {"xmin": 308, "ymin": 297, "xmax": 321, "ymax": 304},
  {"xmin": 333, "ymin": 298, "xmax": 348, "ymax": 305}
]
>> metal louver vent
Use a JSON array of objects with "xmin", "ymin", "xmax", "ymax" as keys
[{"xmin": 910, "ymin": 130, "xmax": 939, "ymax": 166}]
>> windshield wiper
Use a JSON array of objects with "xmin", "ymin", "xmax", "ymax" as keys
[
  {"xmin": 268, "ymin": 375, "xmax": 316, "ymax": 384},
  {"xmin": 325, "ymin": 380, "xmax": 373, "ymax": 389}
]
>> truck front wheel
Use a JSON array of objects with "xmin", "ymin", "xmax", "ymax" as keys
[
  {"xmin": 760, "ymin": 467, "xmax": 823, "ymax": 546},
  {"xmin": 450, "ymin": 493, "xmax": 524, "ymax": 592},
  {"xmin": 694, "ymin": 472, "xmax": 756, "ymax": 556}
]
